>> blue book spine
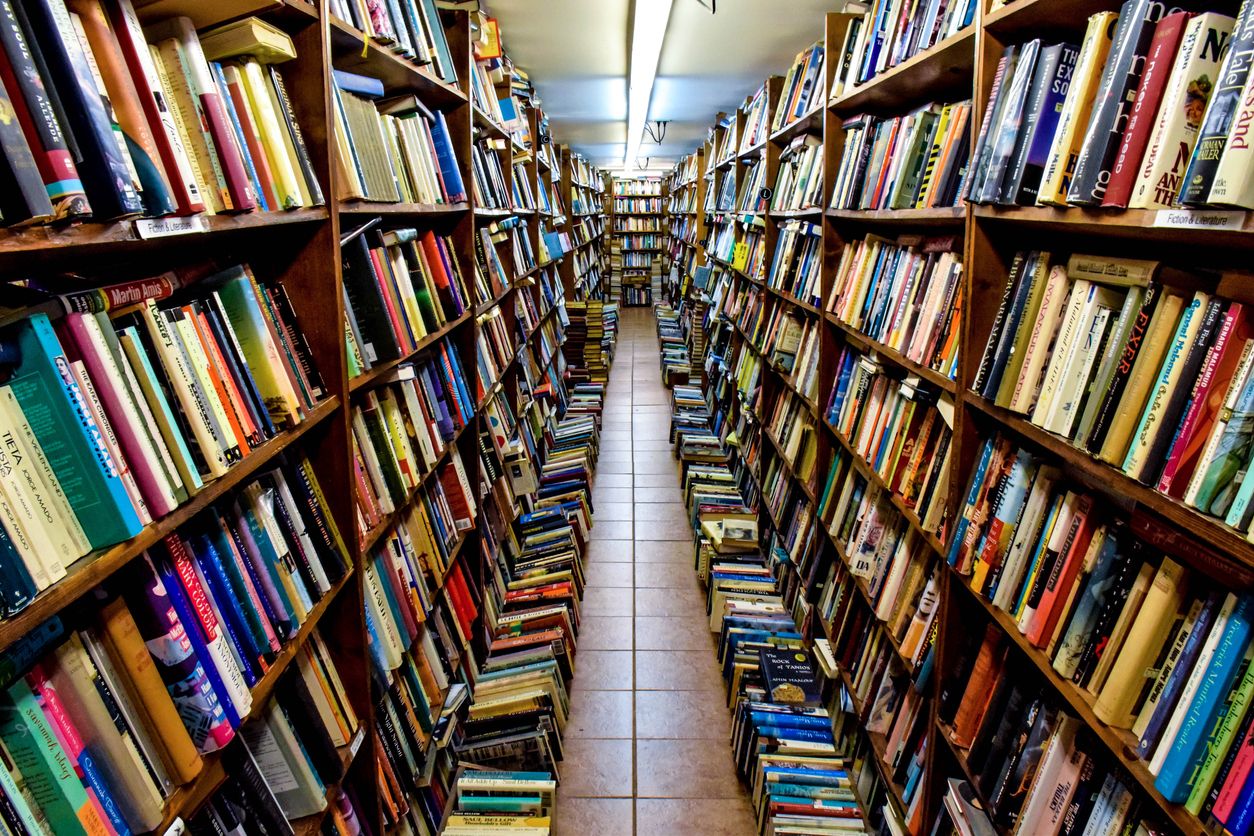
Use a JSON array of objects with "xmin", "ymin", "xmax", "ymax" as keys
[
  {"xmin": 1138, "ymin": 590, "xmax": 1223, "ymax": 757},
  {"xmin": 363, "ymin": 607, "xmax": 389, "ymax": 675},
  {"xmin": 331, "ymin": 69, "xmax": 385, "ymax": 97},
  {"xmin": 432, "ymin": 111, "xmax": 466, "ymax": 202},
  {"xmin": 154, "ymin": 556, "xmax": 241, "ymax": 728},
  {"xmin": 0, "ymin": 523, "xmax": 35, "ymax": 617},
  {"xmin": 1225, "ymin": 758, "xmax": 1254, "ymax": 835},
  {"xmin": 1156, "ymin": 594, "xmax": 1254, "ymax": 801},
  {"xmin": 190, "ymin": 533, "xmax": 266, "ymax": 678},
  {"xmin": 211, "ymin": 62, "xmax": 268, "ymax": 212},
  {"xmin": 77, "ymin": 747, "xmax": 131, "ymax": 836},
  {"xmin": 948, "ymin": 438, "xmax": 994, "ymax": 566}
]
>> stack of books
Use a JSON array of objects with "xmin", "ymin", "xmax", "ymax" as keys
[
  {"xmin": 966, "ymin": 10, "xmax": 1254, "ymax": 210},
  {"xmin": 562, "ymin": 302, "xmax": 610, "ymax": 383},
  {"xmin": 0, "ymin": 8, "xmax": 324, "ymax": 226},
  {"xmin": 443, "ymin": 770, "xmax": 556, "ymax": 835}
]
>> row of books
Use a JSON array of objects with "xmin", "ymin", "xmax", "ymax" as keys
[
  {"xmin": 0, "ymin": 7, "xmax": 323, "ymax": 226},
  {"xmin": 832, "ymin": 0, "xmax": 977, "ymax": 98},
  {"xmin": 771, "ymin": 136, "xmax": 825, "ymax": 213},
  {"xmin": 0, "ymin": 265, "xmax": 324, "ymax": 611},
  {"xmin": 828, "ymin": 234, "xmax": 963, "ymax": 380},
  {"xmin": 613, "ymin": 179, "xmax": 660, "ymax": 195},
  {"xmin": 476, "ymin": 306, "xmax": 516, "ymax": 398},
  {"xmin": 826, "ymin": 346, "xmax": 955, "ymax": 533},
  {"xmin": 617, "ymin": 233, "xmax": 663, "ymax": 250},
  {"xmin": 0, "ymin": 441, "xmax": 352, "ymax": 832},
  {"xmin": 767, "ymin": 221, "xmax": 824, "ymax": 308},
  {"xmin": 665, "ymin": 380, "xmax": 873, "ymax": 833},
  {"xmin": 331, "ymin": 71, "xmax": 466, "ymax": 205},
  {"xmin": 967, "ymin": 6, "xmax": 1254, "ymax": 210},
  {"xmin": 471, "ymin": 139, "xmax": 512, "ymax": 209},
  {"xmin": 764, "ymin": 389, "xmax": 819, "ymax": 490},
  {"xmin": 972, "ymin": 251, "xmax": 1254, "ymax": 530},
  {"xmin": 326, "ymin": 0, "xmax": 457, "ymax": 88},
  {"xmin": 772, "ymin": 41, "xmax": 826, "ymax": 131},
  {"xmin": 740, "ymin": 83, "xmax": 772, "ymax": 152},
  {"xmin": 829, "ymin": 101, "xmax": 973, "ymax": 212},
  {"xmin": 441, "ymin": 770, "xmax": 555, "ymax": 835},
  {"xmin": 761, "ymin": 453, "xmax": 818, "ymax": 570},
  {"xmin": 613, "ymin": 218, "xmax": 661, "ymax": 233},
  {"xmin": 736, "ymin": 159, "xmax": 768, "ymax": 214},
  {"xmin": 613, "ymin": 197, "xmax": 661, "ymax": 213}
]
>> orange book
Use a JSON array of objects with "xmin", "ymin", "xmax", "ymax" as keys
[
  {"xmin": 95, "ymin": 598, "xmax": 202, "ymax": 784},
  {"xmin": 181, "ymin": 304, "xmax": 252, "ymax": 455},
  {"xmin": 949, "ymin": 623, "xmax": 1006, "ymax": 748},
  {"xmin": 191, "ymin": 304, "xmax": 261, "ymax": 447}
]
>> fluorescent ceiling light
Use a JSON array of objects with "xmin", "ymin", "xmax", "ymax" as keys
[{"xmin": 624, "ymin": 0, "xmax": 673, "ymax": 168}]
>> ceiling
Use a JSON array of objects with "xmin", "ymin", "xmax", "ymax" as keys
[{"xmin": 485, "ymin": 0, "xmax": 843, "ymax": 172}]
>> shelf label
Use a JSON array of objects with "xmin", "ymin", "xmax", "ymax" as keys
[
  {"xmin": 1153, "ymin": 208, "xmax": 1247, "ymax": 230},
  {"xmin": 135, "ymin": 215, "xmax": 208, "ymax": 239}
]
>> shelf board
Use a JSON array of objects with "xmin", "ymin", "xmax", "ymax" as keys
[
  {"xmin": 0, "ymin": 207, "xmax": 328, "ymax": 263},
  {"xmin": 829, "ymin": 27, "xmax": 976, "ymax": 116},
  {"xmin": 328, "ymin": 16, "xmax": 465, "ymax": 105},
  {"xmin": 349, "ymin": 311, "xmax": 473, "ymax": 394},
  {"xmin": 769, "ymin": 207, "xmax": 825, "ymax": 220},
  {"xmin": 769, "ymin": 105, "xmax": 825, "ymax": 144},
  {"xmin": 825, "ymin": 206, "xmax": 965, "ymax": 225},
  {"xmin": 972, "ymin": 204, "xmax": 1254, "ymax": 245},
  {"xmin": 341, "ymin": 200, "xmax": 470, "ymax": 215},
  {"xmin": 823, "ymin": 312, "xmax": 958, "ymax": 394},
  {"xmin": 983, "ymin": 0, "xmax": 1125, "ymax": 38},
  {"xmin": 133, "ymin": 0, "xmax": 316, "ymax": 29},
  {"xmin": 0, "ymin": 397, "xmax": 339, "ymax": 655}
]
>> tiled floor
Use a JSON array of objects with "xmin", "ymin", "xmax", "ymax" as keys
[{"xmin": 554, "ymin": 308, "xmax": 755, "ymax": 836}]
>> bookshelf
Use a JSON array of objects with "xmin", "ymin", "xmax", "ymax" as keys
[
  {"xmin": 667, "ymin": 0, "xmax": 1254, "ymax": 833},
  {"xmin": 612, "ymin": 176, "xmax": 665, "ymax": 306},
  {"xmin": 0, "ymin": 3, "xmax": 607, "ymax": 834}
]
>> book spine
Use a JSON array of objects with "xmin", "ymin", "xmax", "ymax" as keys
[
  {"xmin": 1085, "ymin": 284, "xmax": 1163, "ymax": 454},
  {"xmin": 1179, "ymin": 0, "xmax": 1254, "ymax": 203}
]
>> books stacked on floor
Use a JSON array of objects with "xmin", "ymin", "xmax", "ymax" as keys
[
  {"xmin": 442, "ymin": 769, "xmax": 555, "ymax": 835},
  {"xmin": 327, "ymin": 0, "xmax": 458, "ymax": 87},
  {"xmin": 0, "ymin": 266, "xmax": 326, "ymax": 610},
  {"xmin": 827, "ymin": 235, "xmax": 963, "ymax": 381},
  {"xmin": 331, "ymin": 70, "xmax": 467, "ymax": 204},
  {"xmin": 0, "ymin": 8, "xmax": 324, "ymax": 226},
  {"xmin": 968, "ymin": 9, "xmax": 1254, "ymax": 210},
  {"xmin": 562, "ymin": 301, "xmax": 609, "ymax": 382},
  {"xmin": 342, "ymin": 222, "xmax": 473, "ymax": 376},
  {"xmin": 829, "ymin": 102, "xmax": 973, "ymax": 212},
  {"xmin": 831, "ymin": 0, "xmax": 977, "ymax": 98},
  {"xmin": 971, "ymin": 251, "xmax": 1254, "ymax": 527}
]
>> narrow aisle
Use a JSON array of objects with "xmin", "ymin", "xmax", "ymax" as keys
[{"xmin": 553, "ymin": 307, "xmax": 756, "ymax": 836}]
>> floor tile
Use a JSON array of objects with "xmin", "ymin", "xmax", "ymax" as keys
[
  {"xmin": 595, "ymin": 473, "xmax": 633, "ymax": 488},
  {"xmin": 635, "ymin": 650, "xmax": 725, "ymax": 691},
  {"xmin": 635, "ymin": 740, "xmax": 742, "ymax": 798},
  {"xmin": 634, "ymin": 798, "xmax": 756, "ymax": 835},
  {"xmin": 634, "ymin": 690, "xmax": 732, "ymax": 738},
  {"xmin": 634, "ymin": 587, "xmax": 705, "ymax": 617},
  {"xmin": 575, "ymin": 650, "xmax": 633, "ymax": 690},
  {"xmin": 596, "ymin": 502, "xmax": 634, "ymax": 521},
  {"xmin": 633, "ymin": 540, "xmax": 692, "ymax": 563},
  {"xmin": 593, "ymin": 486, "xmax": 634, "ymax": 504},
  {"xmin": 635, "ymin": 616, "xmax": 715, "ymax": 650},
  {"xmin": 634, "ymin": 473, "xmax": 681, "ymax": 488},
  {"xmin": 590, "ymin": 520, "xmax": 634, "ymax": 540},
  {"xmin": 559, "ymin": 738, "xmax": 634, "ymax": 797},
  {"xmin": 582, "ymin": 586, "xmax": 633, "ymax": 617},
  {"xmin": 567, "ymin": 690, "xmax": 633, "ymax": 739},
  {"xmin": 634, "ymin": 562, "xmax": 699, "ymax": 588},
  {"xmin": 586, "ymin": 561, "xmax": 634, "ymax": 588},
  {"xmin": 634, "ymin": 503, "xmax": 690, "ymax": 524},
  {"xmin": 580, "ymin": 615, "xmax": 633, "ymax": 650},
  {"xmin": 634, "ymin": 487, "xmax": 684, "ymax": 504},
  {"xmin": 633, "ymin": 519, "xmax": 693, "ymax": 541},
  {"xmin": 599, "ymin": 458, "xmax": 634, "ymax": 474},
  {"xmin": 554, "ymin": 798, "xmax": 633, "ymax": 836},
  {"xmin": 587, "ymin": 539, "xmax": 634, "ymax": 563}
]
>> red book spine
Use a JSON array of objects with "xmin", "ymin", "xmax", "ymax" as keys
[
  {"xmin": 199, "ymin": 90, "xmax": 257, "ymax": 212},
  {"xmin": 1027, "ymin": 499, "xmax": 1096, "ymax": 647},
  {"xmin": 1103, "ymin": 11, "xmax": 1193, "ymax": 207},
  {"xmin": 224, "ymin": 74, "xmax": 279, "ymax": 209}
]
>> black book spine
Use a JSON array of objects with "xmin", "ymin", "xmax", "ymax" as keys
[
  {"xmin": 1085, "ymin": 282, "xmax": 1163, "ymax": 453},
  {"xmin": 982, "ymin": 252, "xmax": 1043, "ymax": 399},
  {"xmin": 276, "ymin": 674, "xmax": 344, "ymax": 785},
  {"xmin": 972, "ymin": 252, "xmax": 1028, "ymax": 395},
  {"xmin": 265, "ymin": 282, "xmax": 328, "ymax": 401},
  {"xmin": 978, "ymin": 41, "xmax": 1041, "ymax": 205},
  {"xmin": 988, "ymin": 697, "xmax": 1043, "ymax": 814},
  {"xmin": 1058, "ymin": 757, "xmax": 1103, "ymax": 835},
  {"xmin": 343, "ymin": 234, "xmax": 401, "ymax": 362},
  {"xmin": 268, "ymin": 65, "xmax": 325, "ymax": 206},
  {"xmin": 1180, "ymin": 0, "xmax": 1254, "ymax": 204},
  {"xmin": 1001, "ymin": 45, "xmax": 1063, "ymax": 205},
  {"xmin": 1140, "ymin": 297, "xmax": 1225, "ymax": 483},
  {"xmin": 964, "ymin": 46, "xmax": 1016, "ymax": 204},
  {"xmin": 1073, "ymin": 543, "xmax": 1143, "ymax": 688},
  {"xmin": 0, "ymin": 75, "xmax": 50, "ymax": 226},
  {"xmin": 1068, "ymin": 0, "xmax": 1168, "ymax": 204},
  {"xmin": 223, "ymin": 745, "xmax": 295, "ymax": 836},
  {"xmin": 14, "ymin": 0, "xmax": 142, "ymax": 218}
]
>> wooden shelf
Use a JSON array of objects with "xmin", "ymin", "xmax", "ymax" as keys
[
  {"xmin": 328, "ymin": 16, "xmax": 465, "ymax": 105},
  {"xmin": 823, "ymin": 312, "xmax": 958, "ymax": 395},
  {"xmin": 769, "ymin": 105, "xmax": 825, "ymax": 144},
  {"xmin": 770, "ymin": 207, "xmax": 825, "ymax": 219},
  {"xmin": 341, "ymin": 201, "xmax": 470, "ymax": 215},
  {"xmin": 829, "ymin": 27, "xmax": 976, "ymax": 116},
  {"xmin": 972, "ymin": 204, "xmax": 1254, "ymax": 246},
  {"xmin": 0, "ymin": 397, "xmax": 339, "ymax": 654},
  {"xmin": 963, "ymin": 394, "xmax": 1254, "ymax": 583},
  {"xmin": 0, "ymin": 207, "xmax": 329, "ymax": 263},
  {"xmin": 825, "ymin": 206, "xmax": 965, "ymax": 225},
  {"xmin": 948, "ymin": 574, "xmax": 1206, "ymax": 836}
]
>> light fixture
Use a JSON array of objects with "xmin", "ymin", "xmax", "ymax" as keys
[{"xmin": 623, "ymin": 0, "xmax": 673, "ymax": 169}]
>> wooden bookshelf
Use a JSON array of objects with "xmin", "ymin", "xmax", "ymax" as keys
[
  {"xmin": 0, "ymin": 5, "xmax": 610, "ymax": 835},
  {"xmin": 667, "ymin": 0, "xmax": 1254, "ymax": 830}
]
